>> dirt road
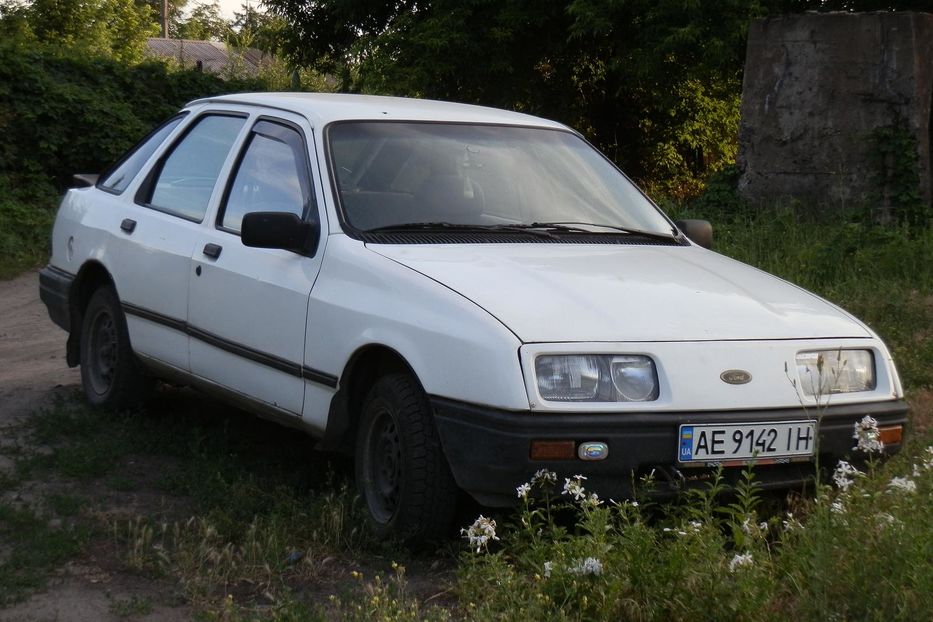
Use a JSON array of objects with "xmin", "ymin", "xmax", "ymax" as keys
[
  {"xmin": 0, "ymin": 273, "xmax": 188, "ymax": 621},
  {"xmin": 0, "ymin": 271, "xmax": 80, "ymax": 422}
]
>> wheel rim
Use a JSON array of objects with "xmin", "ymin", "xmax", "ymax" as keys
[
  {"xmin": 87, "ymin": 308, "xmax": 117, "ymax": 396},
  {"xmin": 365, "ymin": 406, "xmax": 403, "ymax": 524}
]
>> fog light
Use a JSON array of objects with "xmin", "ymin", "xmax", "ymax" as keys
[
  {"xmin": 878, "ymin": 425, "xmax": 903, "ymax": 446},
  {"xmin": 530, "ymin": 440, "xmax": 575, "ymax": 460}
]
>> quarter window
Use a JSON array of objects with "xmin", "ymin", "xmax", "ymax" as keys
[
  {"xmin": 221, "ymin": 120, "xmax": 312, "ymax": 233},
  {"xmin": 99, "ymin": 114, "xmax": 185, "ymax": 193},
  {"xmin": 144, "ymin": 115, "xmax": 246, "ymax": 221}
]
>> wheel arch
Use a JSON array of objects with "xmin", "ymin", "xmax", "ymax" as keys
[
  {"xmin": 322, "ymin": 344, "xmax": 423, "ymax": 454},
  {"xmin": 66, "ymin": 260, "xmax": 117, "ymax": 367}
]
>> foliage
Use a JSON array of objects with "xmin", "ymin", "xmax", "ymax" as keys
[
  {"xmin": 262, "ymin": 0, "xmax": 762, "ymax": 196},
  {"xmin": 229, "ymin": 2, "xmax": 287, "ymax": 54},
  {"xmin": 868, "ymin": 120, "xmax": 929, "ymax": 227},
  {"xmin": 0, "ymin": 0, "xmax": 159, "ymax": 62},
  {"xmin": 176, "ymin": 0, "xmax": 229, "ymax": 41},
  {"xmin": 0, "ymin": 176, "xmax": 58, "ymax": 279},
  {"xmin": 0, "ymin": 42, "xmax": 265, "ymax": 190}
]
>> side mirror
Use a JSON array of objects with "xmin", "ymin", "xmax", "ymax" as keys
[
  {"xmin": 675, "ymin": 219, "xmax": 713, "ymax": 249},
  {"xmin": 241, "ymin": 212, "xmax": 319, "ymax": 256}
]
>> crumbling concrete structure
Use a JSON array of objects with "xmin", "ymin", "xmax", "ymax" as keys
[{"xmin": 738, "ymin": 12, "xmax": 933, "ymax": 211}]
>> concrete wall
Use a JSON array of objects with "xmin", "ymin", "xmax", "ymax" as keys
[{"xmin": 738, "ymin": 12, "xmax": 933, "ymax": 211}]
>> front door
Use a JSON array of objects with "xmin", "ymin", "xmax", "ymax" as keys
[{"xmin": 187, "ymin": 116, "xmax": 325, "ymax": 415}]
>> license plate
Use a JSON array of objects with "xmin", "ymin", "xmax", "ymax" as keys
[{"xmin": 677, "ymin": 421, "xmax": 816, "ymax": 465}]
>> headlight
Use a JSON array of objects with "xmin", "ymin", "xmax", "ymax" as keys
[
  {"xmin": 796, "ymin": 349, "xmax": 875, "ymax": 396},
  {"xmin": 535, "ymin": 354, "xmax": 658, "ymax": 402}
]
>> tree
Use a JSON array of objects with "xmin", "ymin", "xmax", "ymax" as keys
[
  {"xmin": 0, "ymin": 0, "xmax": 159, "ymax": 62},
  {"xmin": 176, "ymin": 0, "xmax": 229, "ymax": 40},
  {"xmin": 229, "ymin": 2, "xmax": 285, "ymax": 53},
  {"xmin": 262, "ymin": 0, "xmax": 761, "ymax": 196}
]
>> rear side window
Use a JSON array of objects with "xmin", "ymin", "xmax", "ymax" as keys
[
  {"xmin": 220, "ymin": 120, "xmax": 312, "ymax": 233},
  {"xmin": 141, "ymin": 114, "xmax": 246, "ymax": 222},
  {"xmin": 99, "ymin": 114, "xmax": 185, "ymax": 193}
]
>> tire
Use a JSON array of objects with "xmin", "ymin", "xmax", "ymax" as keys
[
  {"xmin": 79, "ymin": 286, "xmax": 152, "ymax": 409},
  {"xmin": 355, "ymin": 373, "xmax": 459, "ymax": 542}
]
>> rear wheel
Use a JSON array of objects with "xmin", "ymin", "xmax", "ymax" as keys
[
  {"xmin": 356, "ymin": 373, "xmax": 458, "ymax": 542},
  {"xmin": 79, "ymin": 287, "xmax": 152, "ymax": 409}
]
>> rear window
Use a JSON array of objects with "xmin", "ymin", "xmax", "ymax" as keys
[{"xmin": 99, "ymin": 114, "xmax": 186, "ymax": 193}]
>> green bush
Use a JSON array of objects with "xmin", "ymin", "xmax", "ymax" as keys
[
  {"xmin": 0, "ymin": 175, "xmax": 57, "ymax": 278},
  {"xmin": 0, "ymin": 43, "xmax": 268, "ymax": 275},
  {"xmin": 0, "ymin": 42, "xmax": 266, "ymax": 191}
]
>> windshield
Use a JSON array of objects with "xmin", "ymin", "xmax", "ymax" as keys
[{"xmin": 327, "ymin": 122, "xmax": 674, "ymax": 236}]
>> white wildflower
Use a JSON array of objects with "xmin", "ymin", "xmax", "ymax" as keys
[
  {"xmin": 460, "ymin": 515, "xmax": 499, "ymax": 553},
  {"xmin": 689, "ymin": 520, "xmax": 703, "ymax": 533},
  {"xmin": 543, "ymin": 561, "xmax": 553, "ymax": 578},
  {"xmin": 740, "ymin": 516, "xmax": 767, "ymax": 538},
  {"xmin": 887, "ymin": 476, "xmax": 917, "ymax": 494},
  {"xmin": 783, "ymin": 512, "xmax": 804, "ymax": 532},
  {"xmin": 728, "ymin": 552, "xmax": 754, "ymax": 573},
  {"xmin": 922, "ymin": 446, "xmax": 933, "ymax": 470},
  {"xmin": 584, "ymin": 493, "xmax": 603, "ymax": 508},
  {"xmin": 562, "ymin": 475, "xmax": 587, "ymax": 501},
  {"xmin": 875, "ymin": 512, "xmax": 897, "ymax": 529},
  {"xmin": 531, "ymin": 469, "xmax": 557, "ymax": 486},
  {"xmin": 568, "ymin": 557, "xmax": 603, "ymax": 576},
  {"xmin": 516, "ymin": 482, "xmax": 532, "ymax": 499},
  {"xmin": 832, "ymin": 460, "xmax": 862, "ymax": 492},
  {"xmin": 853, "ymin": 415, "xmax": 884, "ymax": 454},
  {"xmin": 830, "ymin": 500, "xmax": 846, "ymax": 515}
]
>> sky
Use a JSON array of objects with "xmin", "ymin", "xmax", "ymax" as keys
[{"xmin": 215, "ymin": 0, "xmax": 256, "ymax": 20}]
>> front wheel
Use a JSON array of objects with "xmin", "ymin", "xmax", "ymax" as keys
[
  {"xmin": 355, "ymin": 373, "xmax": 458, "ymax": 542},
  {"xmin": 79, "ymin": 287, "xmax": 152, "ymax": 409}
]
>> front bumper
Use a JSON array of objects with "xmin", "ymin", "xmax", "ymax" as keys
[
  {"xmin": 38, "ymin": 265, "xmax": 75, "ymax": 332},
  {"xmin": 431, "ymin": 397, "xmax": 909, "ymax": 506}
]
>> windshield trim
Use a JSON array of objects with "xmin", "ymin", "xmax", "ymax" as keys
[{"xmin": 322, "ymin": 119, "xmax": 680, "ymax": 244}]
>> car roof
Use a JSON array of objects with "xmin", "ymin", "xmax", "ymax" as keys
[{"xmin": 186, "ymin": 92, "xmax": 570, "ymax": 130}]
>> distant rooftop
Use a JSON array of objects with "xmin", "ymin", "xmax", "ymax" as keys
[{"xmin": 145, "ymin": 38, "xmax": 270, "ymax": 76}]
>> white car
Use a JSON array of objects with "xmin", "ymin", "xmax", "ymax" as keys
[{"xmin": 39, "ymin": 93, "xmax": 907, "ymax": 539}]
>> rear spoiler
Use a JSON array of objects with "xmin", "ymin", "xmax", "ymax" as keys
[{"xmin": 72, "ymin": 173, "xmax": 99, "ymax": 188}]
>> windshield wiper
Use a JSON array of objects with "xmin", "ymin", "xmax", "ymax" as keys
[
  {"xmin": 528, "ymin": 221, "xmax": 678, "ymax": 242},
  {"xmin": 366, "ymin": 222, "xmax": 558, "ymax": 239}
]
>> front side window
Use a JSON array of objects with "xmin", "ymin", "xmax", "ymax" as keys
[
  {"xmin": 220, "ymin": 120, "xmax": 311, "ymax": 233},
  {"xmin": 328, "ymin": 122, "xmax": 674, "ymax": 236},
  {"xmin": 143, "ymin": 115, "xmax": 246, "ymax": 221},
  {"xmin": 99, "ymin": 114, "xmax": 186, "ymax": 193}
]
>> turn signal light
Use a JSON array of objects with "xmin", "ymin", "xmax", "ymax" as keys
[
  {"xmin": 530, "ymin": 440, "xmax": 576, "ymax": 460},
  {"xmin": 878, "ymin": 425, "xmax": 903, "ymax": 446}
]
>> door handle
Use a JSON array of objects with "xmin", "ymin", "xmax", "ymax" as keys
[
  {"xmin": 202, "ymin": 243, "xmax": 222, "ymax": 259},
  {"xmin": 120, "ymin": 219, "xmax": 136, "ymax": 234}
]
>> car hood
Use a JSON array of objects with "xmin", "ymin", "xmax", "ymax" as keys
[{"xmin": 368, "ymin": 243, "xmax": 871, "ymax": 343}]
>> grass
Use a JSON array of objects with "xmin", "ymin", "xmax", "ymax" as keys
[
  {"xmin": 5, "ymin": 394, "xmax": 398, "ymax": 611},
  {"xmin": 0, "ymin": 501, "xmax": 89, "ymax": 605},
  {"xmin": 451, "ymin": 429, "xmax": 933, "ymax": 621}
]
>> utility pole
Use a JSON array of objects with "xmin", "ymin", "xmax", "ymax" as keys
[{"xmin": 161, "ymin": 0, "xmax": 169, "ymax": 38}]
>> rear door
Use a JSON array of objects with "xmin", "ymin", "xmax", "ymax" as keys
[
  {"xmin": 187, "ymin": 113, "xmax": 326, "ymax": 415},
  {"xmin": 106, "ymin": 112, "xmax": 248, "ymax": 371}
]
